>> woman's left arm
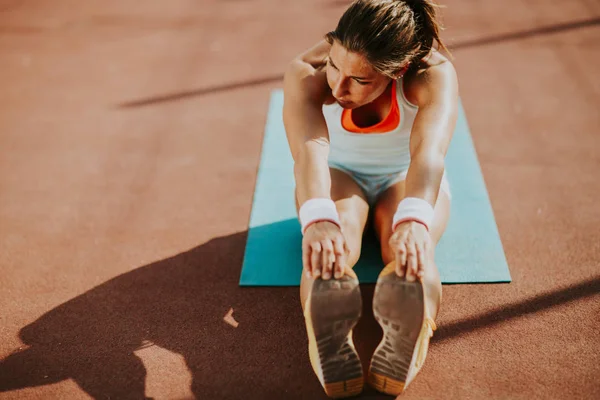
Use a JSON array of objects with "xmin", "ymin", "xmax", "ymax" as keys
[
  {"xmin": 405, "ymin": 61, "xmax": 458, "ymax": 204},
  {"xmin": 390, "ymin": 61, "xmax": 458, "ymax": 281}
]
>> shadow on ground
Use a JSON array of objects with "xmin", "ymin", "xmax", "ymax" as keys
[
  {"xmin": 1, "ymin": 230, "xmax": 597, "ymax": 399},
  {"xmin": 0, "ymin": 231, "xmax": 318, "ymax": 399},
  {"xmin": 116, "ymin": 17, "xmax": 600, "ymax": 109}
]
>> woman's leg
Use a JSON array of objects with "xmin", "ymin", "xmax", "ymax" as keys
[
  {"xmin": 372, "ymin": 180, "xmax": 451, "ymax": 320},
  {"xmin": 296, "ymin": 168, "xmax": 371, "ymax": 397},
  {"xmin": 297, "ymin": 167, "xmax": 370, "ymax": 312},
  {"xmin": 366, "ymin": 180, "xmax": 451, "ymax": 395}
]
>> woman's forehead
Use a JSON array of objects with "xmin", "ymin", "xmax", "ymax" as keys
[{"xmin": 329, "ymin": 42, "xmax": 377, "ymax": 78}]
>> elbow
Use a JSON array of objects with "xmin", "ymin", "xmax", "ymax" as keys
[
  {"xmin": 293, "ymin": 142, "xmax": 330, "ymax": 176},
  {"xmin": 284, "ymin": 58, "xmax": 303, "ymax": 88},
  {"xmin": 411, "ymin": 148, "xmax": 446, "ymax": 174}
]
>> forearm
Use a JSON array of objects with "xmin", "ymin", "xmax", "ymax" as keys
[
  {"xmin": 405, "ymin": 149, "xmax": 445, "ymax": 206},
  {"xmin": 402, "ymin": 60, "xmax": 457, "ymax": 208},
  {"xmin": 294, "ymin": 143, "xmax": 331, "ymax": 205}
]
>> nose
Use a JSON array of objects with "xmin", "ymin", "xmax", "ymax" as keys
[{"xmin": 331, "ymin": 77, "xmax": 347, "ymax": 99}]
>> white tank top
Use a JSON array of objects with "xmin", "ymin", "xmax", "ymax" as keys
[{"xmin": 322, "ymin": 78, "xmax": 418, "ymax": 175}]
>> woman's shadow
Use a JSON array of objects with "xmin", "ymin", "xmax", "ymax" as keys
[
  {"xmin": 5, "ymin": 222, "xmax": 598, "ymax": 398},
  {"xmin": 2, "ymin": 229, "xmax": 376, "ymax": 399}
]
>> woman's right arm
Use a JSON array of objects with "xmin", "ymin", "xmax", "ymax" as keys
[
  {"xmin": 282, "ymin": 41, "xmax": 349, "ymax": 280},
  {"xmin": 282, "ymin": 43, "xmax": 332, "ymax": 205}
]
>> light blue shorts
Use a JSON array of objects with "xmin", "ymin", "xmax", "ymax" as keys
[{"xmin": 329, "ymin": 163, "xmax": 451, "ymax": 206}]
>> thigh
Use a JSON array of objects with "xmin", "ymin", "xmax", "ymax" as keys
[
  {"xmin": 373, "ymin": 179, "xmax": 451, "ymax": 260},
  {"xmin": 329, "ymin": 167, "xmax": 370, "ymax": 234}
]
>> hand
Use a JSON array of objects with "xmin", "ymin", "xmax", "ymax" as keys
[
  {"xmin": 303, "ymin": 221, "xmax": 349, "ymax": 280},
  {"xmin": 389, "ymin": 221, "xmax": 431, "ymax": 281}
]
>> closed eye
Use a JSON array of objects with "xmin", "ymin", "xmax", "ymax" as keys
[
  {"xmin": 328, "ymin": 56, "xmax": 370, "ymax": 84},
  {"xmin": 327, "ymin": 58, "xmax": 338, "ymax": 70}
]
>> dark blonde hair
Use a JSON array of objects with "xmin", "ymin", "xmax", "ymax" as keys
[{"xmin": 325, "ymin": 0, "xmax": 449, "ymax": 78}]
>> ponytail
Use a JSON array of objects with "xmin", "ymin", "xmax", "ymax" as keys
[{"xmin": 403, "ymin": 0, "xmax": 450, "ymax": 61}]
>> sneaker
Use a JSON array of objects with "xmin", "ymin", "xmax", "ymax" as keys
[
  {"xmin": 303, "ymin": 269, "xmax": 364, "ymax": 398},
  {"xmin": 367, "ymin": 262, "xmax": 436, "ymax": 395}
]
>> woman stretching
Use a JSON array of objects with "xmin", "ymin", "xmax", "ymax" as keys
[{"xmin": 283, "ymin": 0, "xmax": 458, "ymax": 397}]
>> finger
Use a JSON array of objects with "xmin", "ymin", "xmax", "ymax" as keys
[
  {"xmin": 344, "ymin": 239, "xmax": 351, "ymax": 261},
  {"xmin": 321, "ymin": 240, "xmax": 334, "ymax": 280},
  {"xmin": 333, "ymin": 237, "xmax": 346, "ymax": 279},
  {"xmin": 405, "ymin": 240, "xmax": 417, "ymax": 282},
  {"xmin": 302, "ymin": 241, "xmax": 312, "ymax": 278},
  {"xmin": 389, "ymin": 235, "xmax": 398, "ymax": 271},
  {"xmin": 343, "ymin": 239, "xmax": 350, "ymax": 254},
  {"xmin": 416, "ymin": 243, "xmax": 426, "ymax": 280},
  {"xmin": 344, "ymin": 239, "xmax": 352, "ymax": 276},
  {"xmin": 422, "ymin": 235, "xmax": 431, "ymax": 255},
  {"xmin": 394, "ymin": 241, "xmax": 407, "ymax": 278},
  {"xmin": 310, "ymin": 241, "xmax": 322, "ymax": 278}
]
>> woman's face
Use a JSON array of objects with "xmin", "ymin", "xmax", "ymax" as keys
[{"xmin": 326, "ymin": 41, "xmax": 392, "ymax": 109}]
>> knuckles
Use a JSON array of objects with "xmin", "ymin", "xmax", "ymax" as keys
[{"xmin": 321, "ymin": 242, "xmax": 334, "ymax": 252}]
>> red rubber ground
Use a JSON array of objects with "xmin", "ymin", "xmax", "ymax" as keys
[{"xmin": 1, "ymin": 1, "xmax": 599, "ymax": 398}]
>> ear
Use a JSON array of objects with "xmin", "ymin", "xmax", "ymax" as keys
[{"xmin": 393, "ymin": 63, "xmax": 411, "ymax": 79}]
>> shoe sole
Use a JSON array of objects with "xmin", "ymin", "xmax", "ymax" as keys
[
  {"xmin": 306, "ymin": 275, "xmax": 364, "ymax": 398},
  {"xmin": 368, "ymin": 272, "xmax": 424, "ymax": 396}
]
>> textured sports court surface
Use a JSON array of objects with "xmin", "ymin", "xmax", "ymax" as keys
[{"xmin": 1, "ymin": 1, "xmax": 599, "ymax": 399}]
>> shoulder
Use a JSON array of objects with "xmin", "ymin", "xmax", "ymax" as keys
[
  {"xmin": 403, "ymin": 51, "xmax": 458, "ymax": 107},
  {"xmin": 284, "ymin": 40, "xmax": 333, "ymax": 105}
]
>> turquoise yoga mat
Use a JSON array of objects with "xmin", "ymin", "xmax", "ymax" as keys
[{"xmin": 239, "ymin": 90, "xmax": 511, "ymax": 286}]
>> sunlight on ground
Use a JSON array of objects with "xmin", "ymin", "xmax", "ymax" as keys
[
  {"xmin": 1, "ymin": 380, "xmax": 88, "ymax": 400},
  {"xmin": 135, "ymin": 342, "xmax": 193, "ymax": 400}
]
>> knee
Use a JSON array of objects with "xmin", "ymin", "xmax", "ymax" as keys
[
  {"xmin": 337, "ymin": 212, "xmax": 365, "ymax": 263},
  {"xmin": 338, "ymin": 211, "xmax": 365, "ymax": 238}
]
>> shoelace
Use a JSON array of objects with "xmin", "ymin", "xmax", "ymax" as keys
[{"xmin": 414, "ymin": 318, "xmax": 437, "ymax": 369}]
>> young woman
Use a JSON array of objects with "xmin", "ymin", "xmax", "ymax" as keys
[{"xmin": 283, "ymin": 0, "xmax": 458, "ymax": 397}]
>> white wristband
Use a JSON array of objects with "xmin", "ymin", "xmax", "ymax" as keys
[
  {"xmin": 299, "ymin": 198, "xmax": 341, "ymax": 235},
  {"xmin": 392, "ymin": 197, "xmax": 434, "ymax": 232}
]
